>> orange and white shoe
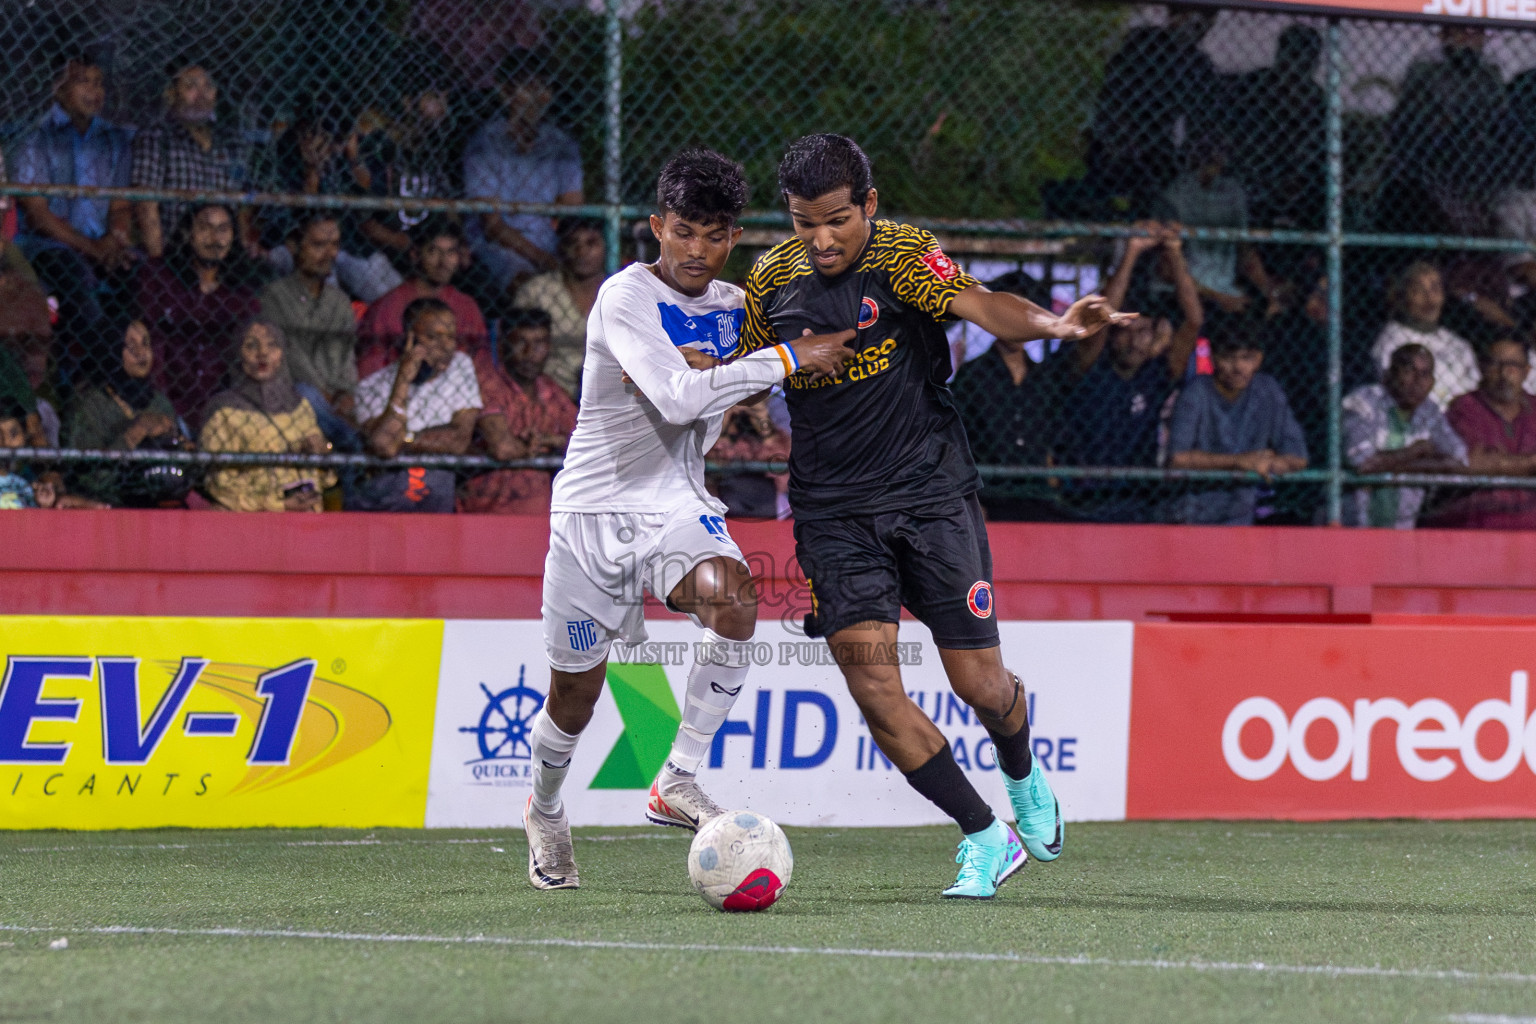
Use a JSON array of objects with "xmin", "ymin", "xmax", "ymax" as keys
[{"xmin": 645, "ymin": 765, "xmax": 725, "ymax": 833}]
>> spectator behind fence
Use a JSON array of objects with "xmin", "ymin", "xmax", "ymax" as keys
[
  {"xmin": 705, "ymin": 399, "xmax": 791, "ymax": 520},
  {"xmin": 12, "ymin": 50, "xmax": 134, "ymax": 379},
  {"xmin": 259, "ymin": 100, "xmax": 402, "ymax": 304},
  {"xmin": 0, "ymin": 396, "xmax": 40, "ymax": 508},
  {"xmin": 0, "ymin": 393, "xmax": 104, "ymax": 510},
  {"xmin": 355, "ymin": 51, "xmax": 463, "ymax": 268},
  {"xmin": 130, "ymin": 57, "xmax": 256, "ymax": 261},
  {"xmin": 950, "ymin": 271, "xmax": 1074, "ymax": 523},
  {"xmin": 459, "ymin": 307, "xmax": 575, "ymax": 514},
  {"xmin": 1155, "ymin": 137, "xmax": 1281, "ymax": 318},
  {"xmin": 0, "ymin": 273, "xmax": 53, "ymax": 448},
  {"xmin": 1086, "ymin": 5, "xmax": 1220, "ymax": 215},
  {"xmin": 513, "ymin": 217, "xmax": 606, "ymax": 399},
  {"xmin": 1431, "ymin": 337, "xmax": 1536, "ymax": 529},
  {"xmin": 358, "ymin": 217, "xmax": 487, "ymax": 378},
  {"xmin": 1057, "ymin": 221, "xmax": 1203, "ymax": 521},
  {"xmin": 137, "ymin": 203, "xmax": 264, "ymax": 427},
  {"xmin": 1381, "ymin": 26, "xmax": 1506, "ymax": 236},
  {"xmin": 258, "ymin": 214, "xmax": 360, "ymax": 425},
  {"xmin": 409, "ymin": 0, "xmax": 542, "ymax": 94},
  {"xmin": 65, "ymin": 319, "xmax": 191, "ymax": 507},
  {"xmin": 1227, "ymin": 26, "xmax": 1326, "ymax": 230},
  {"xmin": 1370, "ymin": 261, "xmax": 1480, "ymax": 410},
  {"xmin": 352, "ymin": 297, "xmax": 481, "ymax": 512},
  {"xmin": 1341, "ymin": 343, "xmax": 1468, "ymax": 529},
  {"xmin": 464, "ymin": 50, "xmax": 583, "ymax": 297},
  {"xmin": 1167, "ymin": 319, "xmax": 1308, "ymax": 525},
  {"xmin": 1263, "ymin": 275, "xmax": 1352, "ymax": 464},
  {"xmin": 198, "ymin": 320, "xmax": 333, "ymax": 513}
]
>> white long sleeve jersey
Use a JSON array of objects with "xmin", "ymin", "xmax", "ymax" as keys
[{"xmin": 550, "ymin": 262, "xmax": 799, "ymax": 514}]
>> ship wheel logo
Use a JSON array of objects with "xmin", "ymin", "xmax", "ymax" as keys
[{"xmin": 458, "ymin": 665, "xmax": 546, "ymax": 763}]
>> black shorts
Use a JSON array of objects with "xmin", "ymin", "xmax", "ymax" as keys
[{"xmin": 793, "ymin": 494, "xmax": 1000, "ymax": 650}]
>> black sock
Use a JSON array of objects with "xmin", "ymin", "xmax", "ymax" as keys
[
  {"xmin": 988, "ymin": 674, "xmax": 1033, "ymax": 780},
  {"xmin": 902, "ymin": 746, "xmax": 995, "ymax": 835},
  {"xmin": 989, "ymin": 719, "xmax": 1033, "ymax": 781}
]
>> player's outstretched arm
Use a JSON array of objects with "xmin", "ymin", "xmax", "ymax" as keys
[
  {"xmin": 948, "ymin": 285, "xmax": 1136, "ymax": 343},
  {"xmin": 605, "ymin": 298, "xmax": 806, "ymax": 426}
]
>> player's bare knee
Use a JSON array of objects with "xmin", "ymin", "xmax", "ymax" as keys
[
  {"xmin": 547, "ymin": 665, "xmax": 606, "ymax": 730},
  {"xmin": 953, "ymin": 664, "xmax": 1016, "ymax": 721}
]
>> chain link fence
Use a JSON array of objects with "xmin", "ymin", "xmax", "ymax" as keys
[{"xmin": 2, "ymin": 0, "xmax": 1536, "ymax": 527}]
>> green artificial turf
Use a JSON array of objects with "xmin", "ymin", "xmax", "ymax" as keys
[{"xmin": 1, "ymin": 822, "xmax": 1534, "ymax": 1023}]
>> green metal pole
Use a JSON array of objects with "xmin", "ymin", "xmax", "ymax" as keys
[
  {"xmin": 603, "ymin": 0, "xmax": 624, "ymax": 276},
  {"xmin": 1325, "ymin": 19, "xmax": 1345, "ymax": 526}
]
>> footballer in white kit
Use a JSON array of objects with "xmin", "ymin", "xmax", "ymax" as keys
[{"xmin": 521, "ymin": 148, "xmax": 856, "ymax": 890}]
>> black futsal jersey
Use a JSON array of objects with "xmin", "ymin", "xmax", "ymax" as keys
[{"xmin": 739, "ymin": 220, "xmax": 984, "ymax": 521}]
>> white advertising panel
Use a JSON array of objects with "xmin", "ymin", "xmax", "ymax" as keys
[{"xmin": 427, "ymin": 619, "xmax": 1133, "ymax": 827}]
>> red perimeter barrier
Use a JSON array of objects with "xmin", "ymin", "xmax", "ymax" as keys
[
  {"xmin": 1127, "ymin": 618, "xmax": 1536, "ymax": 820},
  {"xmin": 6, "ymin": 510, "xmax": 1536, "ymax": 620}
]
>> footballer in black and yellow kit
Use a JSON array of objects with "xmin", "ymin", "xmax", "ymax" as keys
[{"xmin": 737, "ymin": 134, "xmax": 1131, "ymax": 899}]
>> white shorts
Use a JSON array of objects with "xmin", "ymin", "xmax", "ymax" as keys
[{"xmin": 542, "ymin": 509, "xmax": 745, "ymax": 671}]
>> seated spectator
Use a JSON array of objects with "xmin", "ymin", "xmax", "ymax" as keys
[
  {"xmin": 358, "ymin": 217, "xmax": 488, "ymax": 378},
  {"xmin": 198, "ymin": 320, "xmax": 333, "ymax": 512},
  {"xmin": 354, "ymin": 53, "xmax": 462, "ymax": 270},
  {"xmin": 260, "ymin": 100, "xmax": 403, "ymax": 303},
  {"xmin": 0, "ymin": 395, "xmax": 106, "ymax": 510},
  {"xmin": 352, "ymin": 297, "xmax": 481, "ymax": 512},
  {"xmin": 1062, "ymin": 223, "xmax": 1202, "ymax": 462},
  {"xmin": 707, "ymin": 399, "xmax": 791, "ymax": 519},
  {"xmin": 1432, "ymin": 337, "xmax": 1536, "ymax": 529},
  {"xmin": 1056, "ymin": 222, "xmax": 1202, "ymax": 521},
  {"xmin": 130, "ymin": 57, "xmax": 256, "ymax": 261},
  {"xmin": 1086, "ymin": 5, "xmax": 1219, "ymax": 217},
  {"xmin": 1370, "ymin": 261, "xmax": 1479, "ymax": 410},
  {"xmin": 1342, "ymin": 343, "xmax": 1468, "ymax": 529},
  {"xmin": 513, "ymin": 217, "xmax": 607, "ymax": 398},
  {"xmin": 951, "ymin": 302, "xmax": 1075, "ymax": 522},
  {"xmin": 459, "ymin": 307, "xmax": 575, "ymax": 514},
  {"xmin": 464, "ymin": 50, "xmax": 583, "ymax": 300},
  {"xmin": 1167, "ymin": 320, "xmax": 1308, "ymax": 525},
  {"xmin": 1438, "ymin": 256, "xmax": 1518, "ymax": 350},
  {"xmin": 1154, "ymin": 137, "xmax": 1281, "ymax": 317},
  {"xmin": 1380, "ymin": 25, "xmax": 1505, "ymax": 237},
  {"xmin": 65, "ymin": 320, "xmax": 190, "ymax": 507},
  {"xmin": 1264, "ymin": 274, "xmax": 1335, "ymax": 462},
  {"xmin": 11, "ymin": 49, "xmax": 134, "ymax": 382},
  {"xmin": 0, "ymin": 398, "xmax": 40, "ymax": 508},
  {"xmin": 258, "ymin": 214, "xmax": 360, "ymax": 424},
  {"xmin": 1228, "ymin": 26, "xmax": 1326, "ymax": 231},
  {"xmin": 136, "ymin": 203, "xmax": 263, "ymax": 426},
  {"xmin": 0, "ymin": 272, "xmax": 54, "ymax": 448}
]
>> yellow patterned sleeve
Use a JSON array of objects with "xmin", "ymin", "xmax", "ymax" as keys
[
  {"xmin": 739, "ymin": 257, "xmax": 779, "ymax": 356},
  {"xmin": 886, "ymin": 227, "xmax": 980, "ymax": 319}
]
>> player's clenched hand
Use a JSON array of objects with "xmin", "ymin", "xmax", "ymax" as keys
[
  {"xmin": 1051, "ymin": 295, "xmax": 1136, "ymax": 341},
  {"xmin": 789, "ymin": 328, "xmax": 858, "ymax": 382}
]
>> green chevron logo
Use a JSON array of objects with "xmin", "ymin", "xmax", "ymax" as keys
[{"xmin": 589, "ymin": 662, "xmax": 681, "ymax": 789}]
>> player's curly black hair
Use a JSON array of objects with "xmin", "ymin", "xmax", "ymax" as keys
[
  {"xmin": 655, "ymin": 147, "xmax": 749, "ymax": 228},
  {"xmin": 777, "ymin": 134, "xmax": 873, "ymax": 206}
]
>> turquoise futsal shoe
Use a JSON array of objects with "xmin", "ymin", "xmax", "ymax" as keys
[
  {"xmin": 1004, "ymin": 762, "xmax": 1064, "ymax": 862},
  {"xmin": 941, "ymin": 823, "xmax": 1026, "ymax": 899}
]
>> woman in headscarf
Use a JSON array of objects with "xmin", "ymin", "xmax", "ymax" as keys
[
  {"xmin": 198, "ymin": 318, "xmax": 334, "ymax": 512},
  {"xmin": 65, "ymin": 319, "xmax": 190, "ymax": 506}
]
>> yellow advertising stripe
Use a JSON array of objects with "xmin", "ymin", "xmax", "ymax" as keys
[{"xmin": 0, "ymin": 616, "xmax": 443, "ymax": 829}]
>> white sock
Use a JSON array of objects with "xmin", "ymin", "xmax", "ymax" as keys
[
  {"xmin": 529, "ymin": 708, "xmax": 582, "ymax": 816},
  {"xmin": 665, "ymin": 628, "xmax": 753, "ymax": 776}
]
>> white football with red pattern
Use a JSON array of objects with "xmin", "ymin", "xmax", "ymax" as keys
[{"xmin": 686, "ymin": 810, "xmax": 793, "ymax": 912}]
